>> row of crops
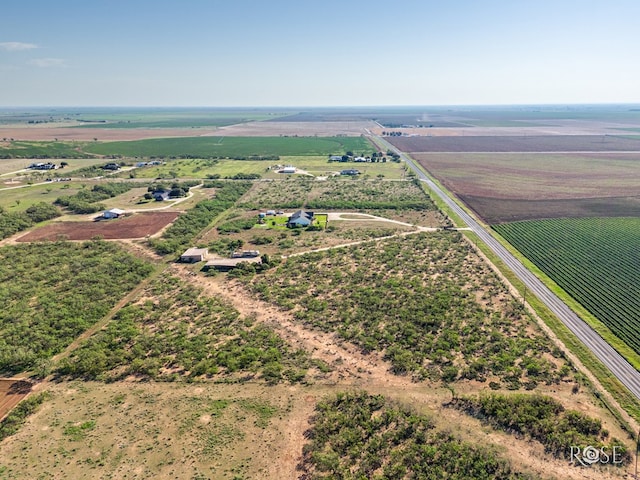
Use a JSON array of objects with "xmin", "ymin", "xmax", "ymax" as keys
[{"xmin": 493, "ymin": 217, "xmax": 640, "ymax": 356}]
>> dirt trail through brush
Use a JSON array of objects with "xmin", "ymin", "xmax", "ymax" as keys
[
  {"xmin": 168, "ymin": 264, "xmax": 629, "ymax": 480},
  {"xmin": 169, "ymin": 265, "xmax": 412, "ymax": 389}
]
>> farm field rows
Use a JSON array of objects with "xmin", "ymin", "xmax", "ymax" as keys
[
  {"xmin": 493, "ymin": 218, "xmax": 640, "ymax": 357},
  {"xmin": 411, "ymin": 152, "xmax": 640, "ymax": 223},
  {"xmin": 388, "ymin": 135, "xmax": 640, "ymax": 152}
]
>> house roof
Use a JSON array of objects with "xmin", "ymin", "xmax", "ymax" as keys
[
  {"xmin": 105, "ymin": 208, "xmax": 125, "ymax": 215},
  {"xmin": 181, "ymin": 247, "xmax": 208, "ymax": 257},
  {"xmin": 290, "ymin": 210, "xmax": 313, "ymax": 221}
]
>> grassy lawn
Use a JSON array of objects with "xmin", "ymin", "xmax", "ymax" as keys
[{"xmin": 0, "ymin": 182, "xmax": 84, "ymax": 213}]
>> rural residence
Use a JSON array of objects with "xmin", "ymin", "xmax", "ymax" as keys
[
  {"xmin": 340, "ymin": 169, "xmax": 360, "ymax": 176},
  {"xmin": 287, "ymin": 210, "xmax": 314, "ymax": 228},
  {"xmin": 153, "ymin": 190, "xmax": 171, "ymax": 201}
]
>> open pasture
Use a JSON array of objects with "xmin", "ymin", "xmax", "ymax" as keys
[
  {"xmin": 389, "ymin": 135, "xmax": 640, "ymax": 152},
  {"xmin": 17, "ymin": 212, "xmax": 179, "ymax": 241}
]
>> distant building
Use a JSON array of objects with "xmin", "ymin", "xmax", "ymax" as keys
[
  {"xmin": 29, "ymin": 162, "xmax": 58, "ymax": 170},
  {"xmin": 180, "ymin": 247, "xmax": 209, "ymax": 263},
  {"xmin": 153, "ymin": 190, "xmax": 171, "ymax": 201},
  {"xmin": 103, "ymin": 208, "xmax": 125, "ymax": 219},
  {"xmin": 340, "ymin": 169, "xmax": 360, "ymax": 176},
  {"xmin": 102, "ymin": 163, "xmax": 120, "ymax": 171},
  {"xmin": 287, "ymin": 210, "xmax": 314, "ymax": 228},
  {"xmin": 281, "ymin": 166, "xmax": 296, "ymax": 174},
  {"xmin": 329, "ymin": 155, "xmax": 344, "ymax": 162}
]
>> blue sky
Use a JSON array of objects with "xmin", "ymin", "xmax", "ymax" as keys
[{"xmin": 1, "ymin": 0, "xmax": 639, "ymax": 106}]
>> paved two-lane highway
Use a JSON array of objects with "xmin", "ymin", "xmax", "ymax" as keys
[{"xmin": 374, "ymin": 135, "xmax": 640, "ymax": 400}]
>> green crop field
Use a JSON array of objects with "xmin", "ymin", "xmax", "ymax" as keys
[
  {"xmin": 0, "ymin": 141, "xmax": 94, "ymax": 159},
  {"xmin": 84, "ymin": 136, "xmax": 374, "ymax": 158},
  {"xmin": 494, "ymin": 218, "xmax": 640, "ymax": 356}
]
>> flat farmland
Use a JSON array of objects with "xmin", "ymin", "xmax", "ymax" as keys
[
  {"xmin": 389, "ymin": 135, "xmax": 640, "ymax": 152},
  {"xmin": 84, "ymin": 136, "xmax": 374, "ymax": 158},
  {"xmin": 412, "ymin": 152, "xmax": 640, "ymax": 223},
  {"xmin": 0, "ymin": 380, "xmax": 32, "ymax": 421},
  {"xmin": 17, "ymin": 212, "xmax": 179, "ymax": 241},
  {"xmin": 494, "ymin": 218, "xmax": 640, "ymax": 359}
]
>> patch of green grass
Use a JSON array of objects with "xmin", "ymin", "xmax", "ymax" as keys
[{"xmin": 63, "ymin": 420, "xmax": 96, "ymax": 441}]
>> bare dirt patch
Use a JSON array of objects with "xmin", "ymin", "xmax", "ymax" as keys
[{"xmin": 17, "ymin": 212, "xmax": 179, "ymax": 241}]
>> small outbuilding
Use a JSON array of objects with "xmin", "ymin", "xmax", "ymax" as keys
[
  {"xmin": 281, "ymin": 166, "xmax": 296, "ymax": 174},
  {"xmin": 287, "ymin": 210, "xmax": 314, "ymax": 228},
  {"xmin": 340, "ymin": 169, "xmax": 360, "ymax": 176},
  {"xmin": 103, "ymin": 208, "xmax": 126, "ymax": 219},
  {"xmin": 180, "ymin": 247, "xmax": 209, "ymax": 263}
]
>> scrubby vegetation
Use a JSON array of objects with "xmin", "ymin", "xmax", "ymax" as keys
[
  {"xmin": 238, "ymin": 178, "xmax": 435, "ymax": 211},
  {"xmin": 300, "ymin": 391, "xmax": 537, "ymax": 479},
  {"xmin": 55, "ymin": 182, "xmax": 135, "ymax": 214},
  {"xmin": 0, "ymin": 202, "xmax": 60, "ymax": 240},
  {"xmin": 0, "ymin": 241, "xmax": 153, "ymax": 374},
  {"xmin": 0, "ymin": 392, "xmax": 50, "ymax": 441},
  {"xmin": 252, "ymin": 233, "xmax": 567, "ymax": 387},
  {"xmin": 150, "ymin": 180, "xmax": 251, "ymax": 254},
  {"xmin": 450, "ymin": 393, "xmax": 629, "ymax": 463},
  {"xmin": 56, "ymin": 275, "xmax": 325, "ymax": 383}
]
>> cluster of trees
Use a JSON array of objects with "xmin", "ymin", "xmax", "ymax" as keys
[
  {"xmin": 216, "ymin": 217, "xmax": 256, "ymax": 234},
  {"xmin": 150, "ymin": 181, "xmax": 252, "ymax": 254},
  {"xmin": 0, "ymin": 241, "xmax": 153, "ymax": 375},
  {"xmin": 56, "ymin": 275, "xmax": 323, "ymax": 383},
  {"xmin": 252, "ymin": 233, "xmax": 567, "ymax": 387},
  {"xmin": 450, "ymin": 393, "xmax": 630, "ymax": 463},
  {"xmin": 299, "ymin": 391, "xmax": 533, "ymax": 479},
  {"xmin": 55, "ymin": 182, "xmax": 135, "ymax": 214},
  {"xmin": 206, "ymin": 173, "xmax": 262, "ymax": 180},
  {"xmin": 0, "ymin": 202, "xmax": 60, "ymax": 240}
]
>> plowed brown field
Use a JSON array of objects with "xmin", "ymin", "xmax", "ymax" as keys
[
  {"xmin": 0, "ymin": 379, "xmax": 32, "ymax": 421},
  {"xmin": 17, "ymin": 212, "xmax": 179, "ymax": 241}
]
